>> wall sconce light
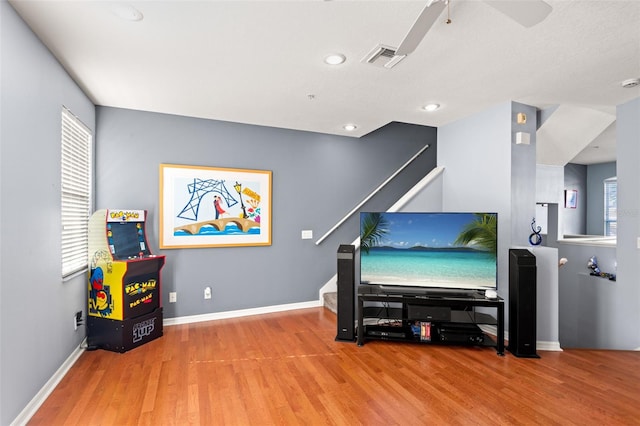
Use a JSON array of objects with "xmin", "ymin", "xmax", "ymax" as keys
[
  {"xmin": 517, "ymin": 112, "xmax": 527, "ymax": 125},
  {"xmin": 515, "ymin": 132, "xmax": 530, "ymax": 145}
]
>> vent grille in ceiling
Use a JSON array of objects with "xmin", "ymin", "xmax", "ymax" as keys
[{"xmin": 362, "ymin": 44, "xmax": 406, "ymax": 69}]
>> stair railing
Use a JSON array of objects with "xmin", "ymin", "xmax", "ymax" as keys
[{"xmin": 315, "ymin": 143, "xmax": 431, "ymax": 246}]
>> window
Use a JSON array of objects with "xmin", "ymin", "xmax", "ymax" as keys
[
  {"xmin": 61, "ymin": 107, "xmax": 92, "ymax": 277},
  {"xmin": 604, "ymin": 177, "xmax": 617, "ymax": 237}
]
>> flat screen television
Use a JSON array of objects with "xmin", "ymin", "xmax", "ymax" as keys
[{"xmin": 359, "ymin": 212, "xmax": 497, "ymax": 293}]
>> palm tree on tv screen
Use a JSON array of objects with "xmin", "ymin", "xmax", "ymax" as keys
[
  {"xmin": 360, "ymin": 213, "xmax": 388, "ymax": 254},
  {"xmin": 454, "ymin": 213, "xmax": 497, "ymax": 256}
]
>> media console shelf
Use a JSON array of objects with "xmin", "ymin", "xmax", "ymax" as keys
[{"xmin": 357, "ymin": 285, "xmax": 504, "ymax": 355}]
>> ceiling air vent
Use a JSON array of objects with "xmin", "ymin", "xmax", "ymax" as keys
[{"xmin": 362, "ymin": 44, "xmax": 406, "ymax": 69}]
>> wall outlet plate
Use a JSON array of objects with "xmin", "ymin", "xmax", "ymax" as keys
[
  {"xmin": 74, "ymin": 311, "xmax": 82, "ymax": 331},
  {"xmin": 169, "ymin": 292, "xmax": 177, "ymax": 303},
  {"xmin": 204, "ymin": 287, "xmax": 212, "ymax": 300}
]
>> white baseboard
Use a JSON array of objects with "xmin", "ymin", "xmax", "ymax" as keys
[
  {"xmin": 479, "ymin": 325, "xmax": 562, "ymax": 352},
  {"xmin": 11, "ymin": 340, "xmax": 86, "ymax": 426},
  {"xmin": 163, "ymin": 300, "xmax": 321, "ymax": 326},
  {"xmin": 537, "ymin": 340, "xmax": 563, "ymax": 351}
]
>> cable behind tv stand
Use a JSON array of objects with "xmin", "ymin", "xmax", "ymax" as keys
[{"xmin": 357, "ymin": 285, "xmax": 504, "ymax": 355}]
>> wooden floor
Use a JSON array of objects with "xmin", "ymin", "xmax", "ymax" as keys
[{"xmin": 28, "ymin": 308, "xmax": 640, "ymax": 426}]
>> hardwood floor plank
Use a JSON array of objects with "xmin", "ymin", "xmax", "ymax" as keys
[{"xmin": 27, "ymin": 308, "xmax": 640, "ymax": 425}]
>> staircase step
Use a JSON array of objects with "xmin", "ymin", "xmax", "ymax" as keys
[{"xmin": 323, "ymin": 292, "xmax": 337, "ymax": 314}]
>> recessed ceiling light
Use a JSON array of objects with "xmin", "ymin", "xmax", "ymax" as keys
[
  {"xmin": 422, "ymin": 103, "xmax": 440, "ymax": 112},
  {"xmin": 343, "ymin": 124, "xmax": 357, "ymax": 131},
  {"xmin": 324, "ymin": 54, "xmax": 346, "ymax": 65},
  {"xmin": 621, "ymin": 78, "xmax": 640, "ymax": 88}
]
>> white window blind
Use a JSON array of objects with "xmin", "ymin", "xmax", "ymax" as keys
[
  {"xmin": 61, "ymin": 107, "xmax": 92, "ymax": 277},
  {"xmin": 604, "ymin": 177, "xmax": 617, "ymax": 237}
]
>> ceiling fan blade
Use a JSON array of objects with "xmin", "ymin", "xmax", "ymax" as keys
[
  {"xmin": 484, "ymin": 0, "xmax": 552, "ymax": 28},
  {"xmin": 395, "ymin": 1, "xmax": 447, "ymax": 56}
]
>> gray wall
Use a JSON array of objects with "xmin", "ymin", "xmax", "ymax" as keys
[
  {"xmin": 557, "ymin": 242, "xmax": 617, "ymax": 348},
  {"xmin": 564, "ymin": 161, "xmax": 616, "ymax": 236},
  {"xmin": 95, "ymin": 107, "xmax": 437, "ymax": 318},
  {"xmin": 1, "ymin": 2, "xmax": 95, "ymax": 424},
  {"xmin": 537, "ymin": 165, "xmax": 564, "ymax": 205},
  {"xmin": 586, "ymin": 161, "xmax": 616, "ymax": 235},
  {"xmin": 403, "ymin": 105, "xmax": 561, "ymax": 346},
  {"xmin": 438, "ymin": 102, "xmax": 515, "ymax": 325},
  {"xmin": 555, "ymin": 97, "xmax": 639, "ymax": 350},
  {"xmin": 563, "ymin": 163, "xmax": 587, "ymax": 235},
  {"xmin": 510, "ymin": 102, "xmax": 539, "ymax": 247},
  {"xmin": 614, "ymin": 97, "xmax": 640, "ymax": 349},
  {"xmin": 535, "ymin": 165, "xmax": 564, "ymax": 239}
]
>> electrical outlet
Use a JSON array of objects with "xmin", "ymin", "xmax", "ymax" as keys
[
  {"xmin": 204, "ymin": 286, "xmax": 212, "ymax": 300},
  {"xmin": 74, "ymin": 311, "xmax": 83, "ymax": 331},
  {"xmin": 169, "ymin": 292, "xmax": 177, "ymax": 303}
]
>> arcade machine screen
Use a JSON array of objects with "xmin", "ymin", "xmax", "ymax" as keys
[{"xmin": 109, "ymin": 222, "xmax": 147, "ymax": 259}]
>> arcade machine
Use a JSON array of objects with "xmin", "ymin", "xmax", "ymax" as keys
[{"xmin": 87, "ymin": 209, "xmax": 165, "ymax": 352}]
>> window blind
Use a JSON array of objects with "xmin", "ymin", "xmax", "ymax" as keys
[
  {"xmin": 61, "ymin": 107, "xmax": 92, "ymax": 277},
  {"xmin": 604, "ymin": 177, "xmax": 617, "ymax": 237}
]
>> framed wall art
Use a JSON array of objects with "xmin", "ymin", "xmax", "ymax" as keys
[
  {"xmin": 564, "ymin": 189, "xmax": 578, "ymax": 209},
  {"xmin": 159, "ymin": 164, "xmax": 272, "ymax": 248}
]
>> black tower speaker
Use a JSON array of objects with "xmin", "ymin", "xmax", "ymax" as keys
[
  {"xmin": 508, "ymin": 249, "xmax": 539, "ymax": 358},
  {"xmin": 336, "ymin": 244, "xmax": 356, "ymax": 342}
]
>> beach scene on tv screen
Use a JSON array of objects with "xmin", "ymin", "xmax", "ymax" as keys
[{"xmin": 360, "ymin": 212, "xmax": 497, "ymax": 289}]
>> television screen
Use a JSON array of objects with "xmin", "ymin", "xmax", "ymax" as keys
[
  {"xmin": 360, "ymin": 212, "xmax": 497, "ymax": 291},
  {"xmin": 109, "ymin": 222, "xmax": 147, "ymax": 259}
]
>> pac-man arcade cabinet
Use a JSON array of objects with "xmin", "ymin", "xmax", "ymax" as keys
[{"xmin": 87, "ymin": 209, "xmax": 165, "ymax": 352}]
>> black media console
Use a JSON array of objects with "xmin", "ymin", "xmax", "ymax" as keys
[{"xmin": 357, "ymin": 285, "xmax": 504, "ymax": 355}]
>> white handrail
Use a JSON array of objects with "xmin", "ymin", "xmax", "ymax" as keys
[{"xmin": 314, "ymin": 144, "xmax": 431, "ymax": 245}]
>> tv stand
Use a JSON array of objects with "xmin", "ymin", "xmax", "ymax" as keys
[{"xmin": 357, "ymin": 285, "xmax": 504, "ymax": 355}]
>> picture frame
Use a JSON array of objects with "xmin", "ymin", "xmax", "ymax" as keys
[
  {"xmin": 565, "ymin": 189, "xmax": 578, "ymax": 209},
  {"xmin": 159, "ymin": 164, "xmax": 272, "ymax": 248}
]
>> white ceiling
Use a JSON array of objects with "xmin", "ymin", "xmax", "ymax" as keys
[{"xmin": 9, "ymin": 0, "xmax": 640, "ymax": 165}]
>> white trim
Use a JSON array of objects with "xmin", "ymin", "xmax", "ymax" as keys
[
  {"xmin": 479, "ymin": 326, "xmax": 563, "ymax": 352},
  {"xmin": 11, "ymin": 341, "xmax": 86, "ymax": 426},
  {"xmin": 557, "ymin": 237, "xmax": 616, "ymax": 247},
  {"xmin": 388, "ymin": 166, "xmax": 444, "ymax": 212},
  {"xmin": 537, "ymin": 340, "xmax": 563, "ymax": 352},
  {"xmin": 163, "ymin": 300, "xmax": 321, "ymax": 326}
]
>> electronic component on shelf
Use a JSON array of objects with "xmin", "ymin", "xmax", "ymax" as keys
[
  {"xmin": 436, "ymin": 323, "xmax": 485, "ymax": 344},
  {"xmin": 365, "ymin": 325, "xmax": 408, "ymax": 339}
]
